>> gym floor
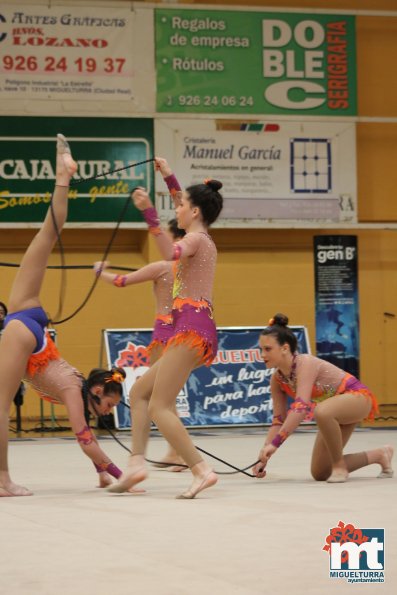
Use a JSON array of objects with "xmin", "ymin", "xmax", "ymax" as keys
[{"xmin": 2, "ymin": 427, "xmax": 396, "ymax": 595}]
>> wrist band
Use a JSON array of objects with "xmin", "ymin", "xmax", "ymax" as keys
[
  {"xmin": 94, "ymin": 462, "xmax": 122, "ymax": 479},
  {"xmin": 113, "ymin": 275, "xmax": 127, "ymax": 287},
  {"xmin": 106, "ymin": 463, "xmax": 122, "ymax": 479},
  {"xmin": 164, "ymin": 173, "xmax": 182, "ymax": 194},
  {"xmin": 142, "ymin": 206, "xmax": 160, "ymax": 228},
  {"xmin": 271, "ymin": 430, "xmax": 289, "ymax": 448}
]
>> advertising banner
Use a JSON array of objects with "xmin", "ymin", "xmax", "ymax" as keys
[
  {"xmin": 156, "ymin": 8, "xmax": 356, "ymax": 116},
  {"xmin": 314, "ymin": 235, "xmax": 359, "ymax": 377},
  {"xmin": 103, "ymin": 326, "xmax": 311, "ymax": 429},
  {"xmin": 0, "ymin": 4, "xmax": 134, "ymax": 101},
  {"xmin": 0, "ymin": 116, "xmax": 154, "ymax": 225},
  {"xmin": 155, "ymin": 119, "xmax": 357, "ymax": 224}
]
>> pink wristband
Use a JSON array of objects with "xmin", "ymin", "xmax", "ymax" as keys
[
  {"xmin": 142, "ymin": 207, "xmax": 160, "ymax": 228},
  {"xmin": 164, "ymin": 173, "xmax": 182, "ymax": 194},
  {"xmin": 94, "ymin": 462, "xmax": 122, "ymax": 479}
]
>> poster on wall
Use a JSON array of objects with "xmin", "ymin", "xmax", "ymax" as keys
[
  {"xmin": 0, "ymin": 4, "xmax": 134, "ymax": 101},
  {"xmin": 155, "ymin": 119, "xmax": 357, "ymax": 224},
  {"xmin": 0, "ymin": 116, "xmax": 154, "ymax": 226},
  {"xmin": 314, "ymin": 235, "xmax": 359, "ymax": 377},
  {"xmin": 156, "ymin": 8, "xmax": 356, "ymax": 116},
  {"xmin": 102, "ymin": 326, "xmax": 311, "ymax": 429}
]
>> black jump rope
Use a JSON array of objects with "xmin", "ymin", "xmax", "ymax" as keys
[{"xmin": 4, "ymin": 156, "xmax": 260, "ymax": 477}]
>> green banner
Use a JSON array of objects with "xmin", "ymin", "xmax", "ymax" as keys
[
  {"xmin": 156, "ymin": 9, "xmax": 356, "ymax": 116},
  {"xmin": 0, "ymin": 117, "xmax": 154, "ymax": 224}
]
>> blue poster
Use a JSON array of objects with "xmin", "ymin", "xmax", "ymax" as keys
[
  {"xmin": 103, "ymin": 326, "xmax": 310, "ymax": 429},
  {"xmin": 314, "ymin": 236, "xmax": 359, "ymax": 377}
]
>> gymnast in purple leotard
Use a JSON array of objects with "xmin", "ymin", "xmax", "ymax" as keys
[
  {"xmin": 108, "ymin": 157, "xmax": 223, "ymax": 499},
  {"xmin": 0, "ymin": 136, "xmax": 128, "ymax": 497}
]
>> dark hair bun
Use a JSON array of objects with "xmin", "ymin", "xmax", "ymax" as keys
[
  {"xmin": 205, "ymin": 179, "xmax": 223, "ymax": 192},
  {"xmin": 111, "ymin": 366, "xmax": 126, "ymax": 380},
  {"xmin": 273, "ymin": 313, "xmax": 289, "ymax": 327}
]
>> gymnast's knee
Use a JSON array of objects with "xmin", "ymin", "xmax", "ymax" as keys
[
  {"xmin": 313, "ymin": 404, "xmax": 328, "ymax": 424},
  {"xmin": 129, "ymin": 379, "xmax": 148, "ymax": 404},
  {"xmin": 147, "ymin": 400, "xmax": 174, "ymax": 422},
  {"xmin": 147, "ymin": 400, "xmax": 159, "ymax": 421},
  {"xmin": 311, "ymin": 466, "xmax": 331, "ymax": 481}
]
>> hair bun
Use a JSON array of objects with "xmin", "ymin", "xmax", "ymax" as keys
[
  {"xmin": 272, "ymin": 313, "xmax": 289, "ymax": 327},
  {"xmin": 111, "ymin": 366, "xmax": 126, "ymax": 381},
  {"xmin": 204, "ymin": 179, "xmax": 223, "ymax": 192}
]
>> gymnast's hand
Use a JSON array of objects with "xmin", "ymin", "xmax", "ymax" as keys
[
  {"xmin": 154, "ymin": 157, "xmax": 172, "ymax": 178},
  {"xmin": 252, "ymin": 444, "xmax": 277, "ymax": 478},
  {"xmin": 131, "ymin": 187, "xmax": 153, "ymax": 211},
  {"xmin": 97, "ymin": 471, "xmax": 114, "ymax": 488},
  {"xmin": 93, "ymin": 260, "xmax": 109, "ymax": 276},
  {"xmin": 252, "ymin": 461, "xmax": 267, "ymax": 478}
]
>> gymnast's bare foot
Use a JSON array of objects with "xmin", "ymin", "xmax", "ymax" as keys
[
  {"xmin": 176, "ymin": 461, "xmax": 218, "ymax": 499},
  {"xmin": 0, "ymin": 479, "xmax": 33, "ymax": 497},
  {"xmin": 327, "ymin": 462, "xmax": 349, "ymax": 483},
  {"xmin": 97, "ymin": 471, "xmax": 114, "ymax": 488},
  {"xmin": 56, "ymin": 133, "xmax": 77, "ymax": 186},
  {"xmin": 377, "ymin": 445, "xmax": 394, "ymax": 478},
  {"xmin": 107, "ymin": 455, "xmax": 147, "ymax": 494},
  {"xmin": 98, "ymin": 470, "xmax": 146, "ymax": 494}
]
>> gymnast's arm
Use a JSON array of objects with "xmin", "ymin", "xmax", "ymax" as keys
[
  {"xmin": 62, "ymin": 392, "xmax": 122, "ymax": 487},
  {"xmin": 132, "ymin": 187, "xmax": 200, "ymax": 262},
  {"xmin": 154, "ymin": 157, "xmax": 183, "ymax": 209},
  {"xmin": 270, "ymin": 357, "xmax": 318, "ymax": 446},
  {"xmin": 252, "ymin": 376, "xmax": 288, "ymax": 477},
  {"xmin": 93, "ymin": 260, "xmax": 167, "ymax": 288},
  {"xmin": 265, "ymin": 375, "xmax": 289, "ymax": 445},
  {"xmin": 253, "ymin": 358, "xmax": 317, "ymax": 477}
]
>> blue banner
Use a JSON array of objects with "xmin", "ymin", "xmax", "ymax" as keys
[
  {"xmin": 103, "ymin": 326, "xmax": 310, "ymax": 429},
  {"xmin": 314, "ymin": 235, "xmax": 359, "ymax": 377}
]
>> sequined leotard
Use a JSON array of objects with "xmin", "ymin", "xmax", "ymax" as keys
[
  {"xmin": 274, "ymin": 353, "xmax": 378, "ymax": 421},
  {"xmin": 146, "ymin": 261, "xmax": 174, "ymax": 353},
  {"xmin": 4, "ymin": 305, "xmax": 83, "ymax": 402},
  {"xmin": 142, "ymin": 175, "xmax": 218, "ymax": 365}
]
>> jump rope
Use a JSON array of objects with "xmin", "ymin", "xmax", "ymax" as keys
[
  {"xmin": 5, "ymin": 155, "xmax": 260, "ymax": 477},
  {"xmin": 95, "ymin": 398, "xmax": 258, "ymax": 477}
]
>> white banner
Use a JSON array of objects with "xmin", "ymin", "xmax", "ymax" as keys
[
  {"xmin": 0, "ymin": 4, "xmax": 134, "ymax": 101},
  {"xmin": 155, "ymin": 119, "xmax": 357, "ymax": 225}
]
